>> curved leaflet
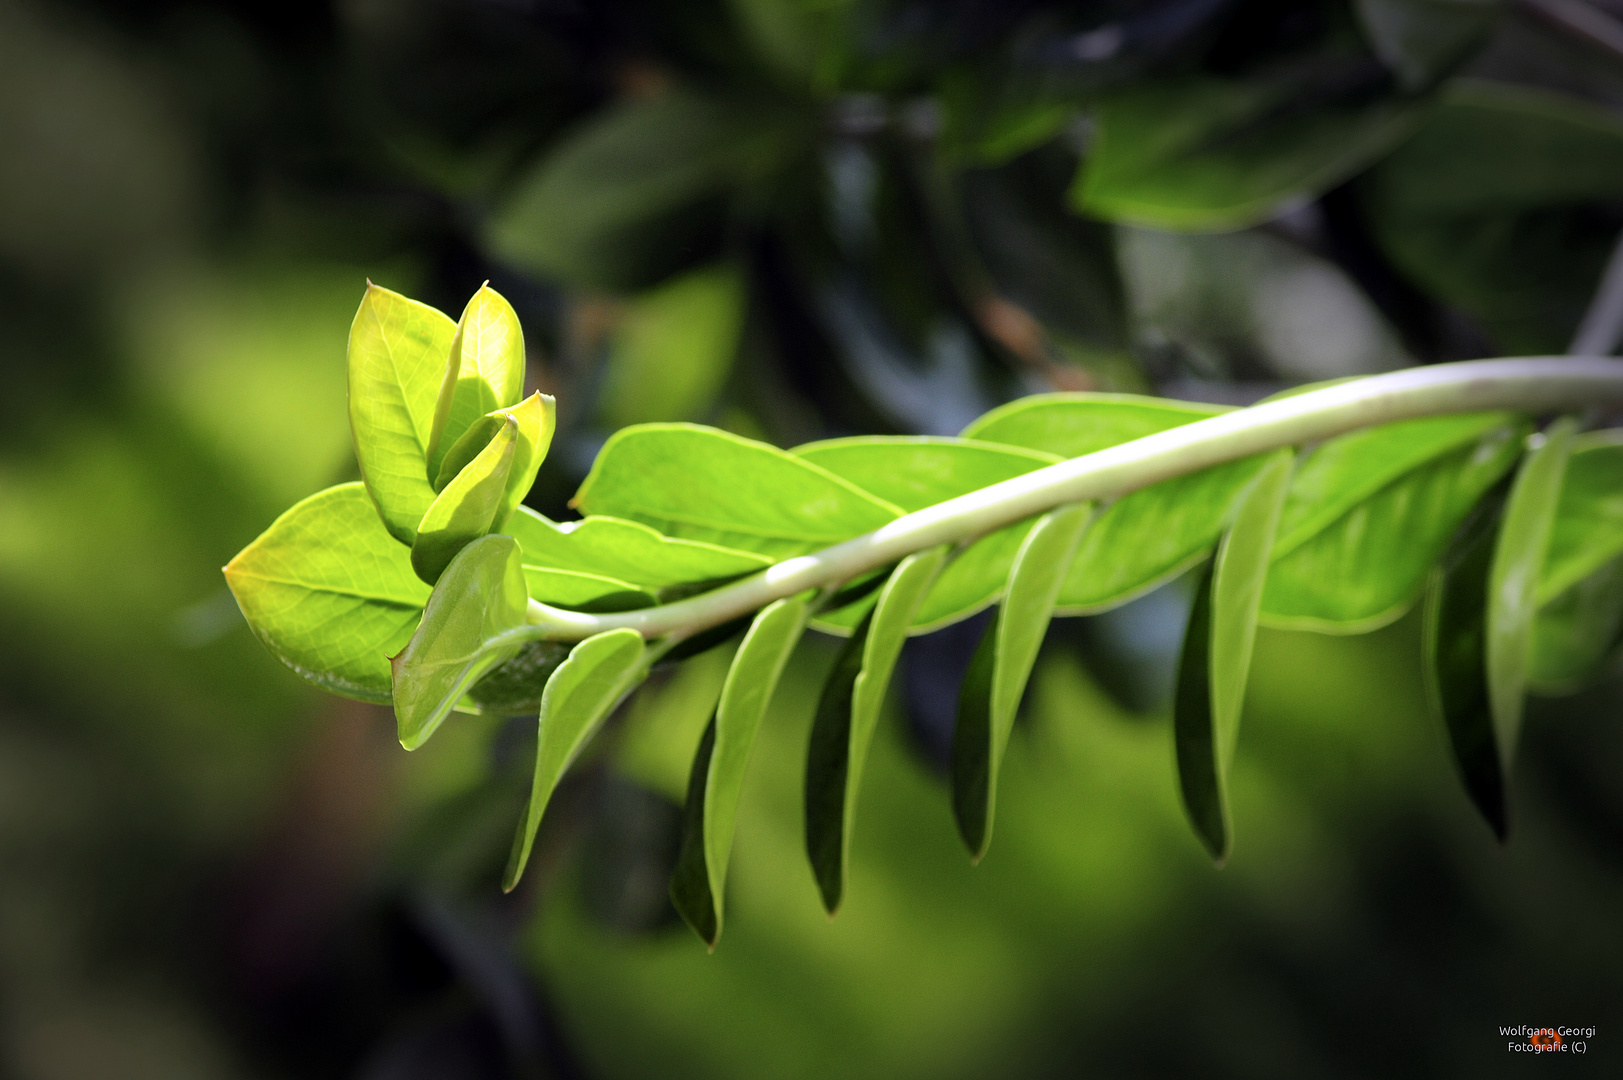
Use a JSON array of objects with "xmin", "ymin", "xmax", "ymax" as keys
[
  {"xmin": 427, "ymin": 285, "xmax": 527, "ymax": 481},
  {"xmin": 504, "ymin": 629, "xmax": 649, "ymax": 891},
  {"xmin": 671, "ymin": 595, "xmax": 811, "ymax": 946},
  {"xmin": 225, "ymin": 483, "xmax": 430, "ymax": 703},
  {"xmin": 952, "ymin": 504, "xmax": 1093, "ymax": 860}
]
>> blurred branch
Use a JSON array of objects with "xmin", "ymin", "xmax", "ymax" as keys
[
  {"xmin": 1570, "ymin": 229, "xmax": 1623, "ymax": 355},
  {"xmin": 1518, "ymin": 0, "xmax": 1623, "ymax": 60}
]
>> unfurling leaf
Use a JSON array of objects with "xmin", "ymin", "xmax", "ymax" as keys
[
  {"xmin": 1424, "ymin": 489, "xmax": 1510, "ymax": 840},
  {"xmin": 806, "ymin": 550, "xmax": 947, "ymax": 914},
  {"xmin": 427, "ymin": 285, "xmax": 527, "ymax": 482},
  {"xmin": 225, "ymin": 483, "xmax": 430, "ymax": 703},
  {"xmin": 391, "ymin": 535, "xmax": 530, "ymax": 750},
  {"xmin": 504, "ymin": 629, "xmax": 648, "ymax": 891},
  {"xmin": 672, "ymin": 595, "xmax": 811, "ymax": 946},
  {"xmin": 433, "ymin": 392, "xmax": 555, "ymax": 527},
  {"xmin": 952, "ymin": 503, "xmax": 1094, "ymax": 859},
  {"xmin": 1486, "ymin": 418, "xmax": 1577, "ymax": 774},
  {"xmin": 348, "ymin": 283, "xmax": 457, "ymax": 545},
  {"xmin": 1173, "ymin": 450, "xmax": 1294, "ymax": 863}
]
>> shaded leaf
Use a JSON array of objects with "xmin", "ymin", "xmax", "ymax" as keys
[
  {"xmin": 411, "ymin": 413, "xmax": 518, "ymax": 585},
  {"xmin": 1260, "ymin": 419, "xmax": 1530, "ymax": 632},
  {"xmin": 433, "ymin": 392, "xmax": 556, "ymax": 530},
  {"xmin": 1538, "ymin": 431, "xmax": 1623, "ymax": 604},
  {"xmin": 1486, "ymin": 418, "xmax": 1576, "ymax": 771},
  {"xmin": 1529, "ymin": 555, "xmax": 1623, "ymax": 693},
  {"xmin": 1173, "ymin": 450, "xmax": 1294, "ymax": 862},
  {"xmin": 574, "ymin": 424, "xmax": 901, "ymax": 558},
  {"xmin": 1423, "ymin": 489, "xmax": 1510, "ymax": 839},
  {"xmin": 504, "ymin": 629, "xmax": 648, "ymax": 890},
  {"xmin": 427, "ymin": 284, "xmax": 527, "ymax": 482},
  {"xmin": 520, "ymin": 566, "xmax": 657, "ymax": 612},
  {"xmin": 1354, "ymin": 0, "xmax": 1500, "ymax": 91},
  {"xmin": 225, "ymin": 482, "xmax": 429, "ymax": 704},
  {"xmin": 348, "ymin": 283, "xmax": 457, "ymax": 544},
  {"xmin": 671, "ymin": 595, "xmax": 810, "ymax": 946},
  {"xmin": 464, "ymin": 640, "xmax": 572, "ymax": 717},
  {"xmin": 952, "ymin": 504, "xmax": 1092, "ymax": 859},
  {"xmin": 391, "ymin": 535, "xmax": 530, "ymax": 750}
]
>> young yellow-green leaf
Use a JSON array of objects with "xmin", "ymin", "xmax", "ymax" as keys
[
  {"xmin": 1528, "ymin": 556, "xmax": 1623, "ymax": 693},
  {"xmin": 1487, "ymin": 418, "xmax": 1577, "ymax": 772},
  {"xmin": 411, "ymin": 414, "xmax": 518, "ymax": 585},
  {"xmin": 1537, "ymin": 431, "xmax": 1623, "ymax": 605},
  {"xmin": 225, "ymin": 483, "xmax": 430, "ymax": 704},
  {"xmin": 427, "ymin": 284, "xmax": 527, "ymax": 481},
  {"xmin": 793, "ymin": 436, "xmax": 1061, "ymax": 512},
  {"xmin": 1423, "ymin": 492, "xmax": 1510, "ymax": 840},
  {"xmin": 952, "ymin": 504, "xmax": 1093, "ymax": 860},
  {"xmin": 671, "ymin": 595, "xmax": 810, "ymax": 946},
  {"xmin": 391, "ymin": 535, "xmax": 530, "ymax": 750},
  {"xmin": 504, "ymin": 507, "xmax": 771, "ymax": 591},
  {"xmin": 434, "ymin": 392, "xmax": 555, "ymax": 527},
  {"xmin": 504, "ymin": 629, "xmax": 648, "ymax": 891},
  {"xmin": 1260, "ymin": 419, "xmax": 1530, "ymax": 632},
  {"xmin": 1173, "ymin": 450, "xmax": 1294, "ymax": 862},
  {"xmin": 348, "ymin": 283, "xmax": 457, "ymax": 544},
  {"xmin": 961, "ymin": 392, "xmax": 1229, "ymax": 455},
  {"xmin": 574, "ymin": 424, "xmax": 902, "ymax": 558}
]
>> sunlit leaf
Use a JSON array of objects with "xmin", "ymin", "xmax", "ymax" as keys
[
  {"xmin": 348, "ymin": 283, "xmax": 457, "ymax": 544},
  {"xmin": 427, "ymin": 284, "xmax": 527, "ymax": 482},
  {"xmin": 1423, "ymin": 491, "xmax": 1509, "ymax": 839},
  {"xmin": 412, "ymin": 415, "xmax": 518, "ymax": 585},
  {"xmin": 952, "ymin": 504, "xmax": 1092, "ymax": 859},
  {"xmin": 961, "ymin": 392, "xmax": 1226, "ymax": 457},
  {"xmin": 504, "ymin": 629, "xmax": 649, "ymax": 891},
  {"xmin": 794, "ymin": 436, "xmax": 1061, "ymax": 512},
  {"xmin": 574, "ymin": 424, "xmax": 901, "ymax": 558},
  {"xmin": 671, "ymin": 595, "xmax": 810, "ymax": 946},
  {"xmin": 1173, "ymin": 451, "xmax": 1294, "ymax": 862},
  {"xmin": 391, "ymin": 535, "xmax": 530, "ymax": 750},
  {"xmin": 504, "ymin": 507, "xmax": 771, "ymax": 592},
  {"xmin": 1537, "ymin": 431, "xmax": 1623, "ymax": 604},
  {"xmin": 433, "ymin": 392, "xmax": 556, "ymax": 530},
  {"xmin": 1486, "ymin": 418, "xmax": 1576, "ymax": 772},
  {"xmin": 225, "ymin": 482, "xmax": 429, "ymax": 704},
  {"xmin": 1260, "ymin": 419, "xmax": 1530, "ymax": 632},
  {"xmin": 520, "ymin": 566, "xmax": 657, "ymax": 612}
]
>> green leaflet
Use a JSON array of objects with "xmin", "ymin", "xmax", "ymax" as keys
[
  {"xmin": 390, "ymin": 535, "xmax": 531, "ymax": 751},
  {"xmin": 1073, "ymin": 75, "xmax": 1423, "ymax": 231},
  {"xmin": 412, "ymin": 412, "xmax": 518, "ymax": 585},
  {"xmin": 427, "ymin": 284, "xmax": 527, "ymax": 482},
  {"xmin": 1538, "ymin": 432, "xmax": 1623, "ymax": 605},
  {"xmin": 504, "ymin": 506, "xmax": 771, "ymax": 591},
  {"xmin": 952, "ymin": 504, "xmax": 1092, "ymax": 860},
  {"xmin": 521, "ymin": 567, "xmax": 657, "ymax": 612},
  {"xmin": 1486, "ymin": 418, "xmax": 1576, "ymax": 773},
  {"xmin": 1260, "ymin": 419, "xmax": 1530, "ymax": 632},
  {"xmin": 434, "ymin": 393, "xmax": 556, "ymax": 529},
  {"xmin": 671, "ymin": 595, "xmax": 811, "ymax": 946},
  {"xmin": 463, "ymin": 640, "xmax": 572, "ymax": 717},
  {"xmin": 1529, "ymin": 556, "xmax": 1623, "ymax": 693},
  {"xmin": 574, "ymin": 424, "xmax": 902, "ymax": 558},
  {"xmin": 224, "ymin": 483, "xmax": 430, "ymax": 704},
  {"xmin": 1173, "ymin": 451, "xmax": 1294, "ymax": 863},
  {"xmin": 959, "ymin": 393, "xmax": 1255, "ymax": 611},
  {"xmin": 504, "ymin": 629, "xmax": 648, "ymax": 891},
  {"xmin": 1424, "ymin": 491, "xmax": 1510, "ymax": 839},
  {"xmin": 348, "ymin": 283, "xmax": 457, "ymax": 545},
  {"xmin": 805, "ymin": 550, "xmax": 947, "ymax": 914}
]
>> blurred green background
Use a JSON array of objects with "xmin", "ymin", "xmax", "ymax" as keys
[{"xmin": 1, "ymin": 1, "xmax": 1620, "ymax": 1077}]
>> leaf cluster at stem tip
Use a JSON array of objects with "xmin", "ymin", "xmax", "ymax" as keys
[{"xmin": 225, "ymin": 284, "xmax": 1623, "ymax": 947}]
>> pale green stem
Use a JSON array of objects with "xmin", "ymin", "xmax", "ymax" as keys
[{"xmin": 525, "ymin": 358, "xmax": 1623, "ymax": 643}]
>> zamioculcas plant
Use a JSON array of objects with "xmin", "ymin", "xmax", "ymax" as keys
[{"xmin": 226, "ymin": 283, "xmax": 1623, "ymax": 948}]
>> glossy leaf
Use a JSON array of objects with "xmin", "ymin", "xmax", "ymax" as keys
[
  {"xmin": 520, "ymin": 567, "xmax": 656, "ymax": 612},
  {"xmin": 1173, "ymin": 451, "xmax": 1294, "ymax": 862},
  {"xmin": 1486, "ymin": 418, "xmax": 1576, "ymax": 772},
  {"xmin": 1074, "ymin": 76, "xmax": 1421, "ymax": 231},
  {"xmin": 952, "ymin": 504, "xmax": 1092, "ymax": 860},
  {"xmin": 1423, "ymin": 492, "xmax": 1509, "ymax": 839},
  {"xmin": 1260, "ymin": 419, "xmax": 1530, "ymax": 632},
  {"xmin": 574, "ymin": 424, "xmax": 901, "ymax": 558},
  {"xmin": 347, "ymin": 283, "xmax": 457, "ymax": 545},
  {"xmin": 1537, "ymin": 432, "xmax": 1623, "ymax": 605},
  {"xmin": 411, "ymin": 413, "xmax": 518, "ymax": 585},
  {"xmin": 504, "ymin": 629, "xmax": 648, "ymax": 891},
  {"xmin": 390, "ymin": 535, "xmax": 530, "ymax": 750},
  {"xmin": 427, "ymin": 284, "xmax": 527, "ymax": 482},
  {"xmin": 671, "ymin": 595, "xmax": 810, "ymax": 946},
  {"xmin": 225, "ymin": 483, "xmax": 430, "ymax": 704},
  {"xmin": 504, "ymin": 506, "xmax": 771, "ymax": 591}
]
